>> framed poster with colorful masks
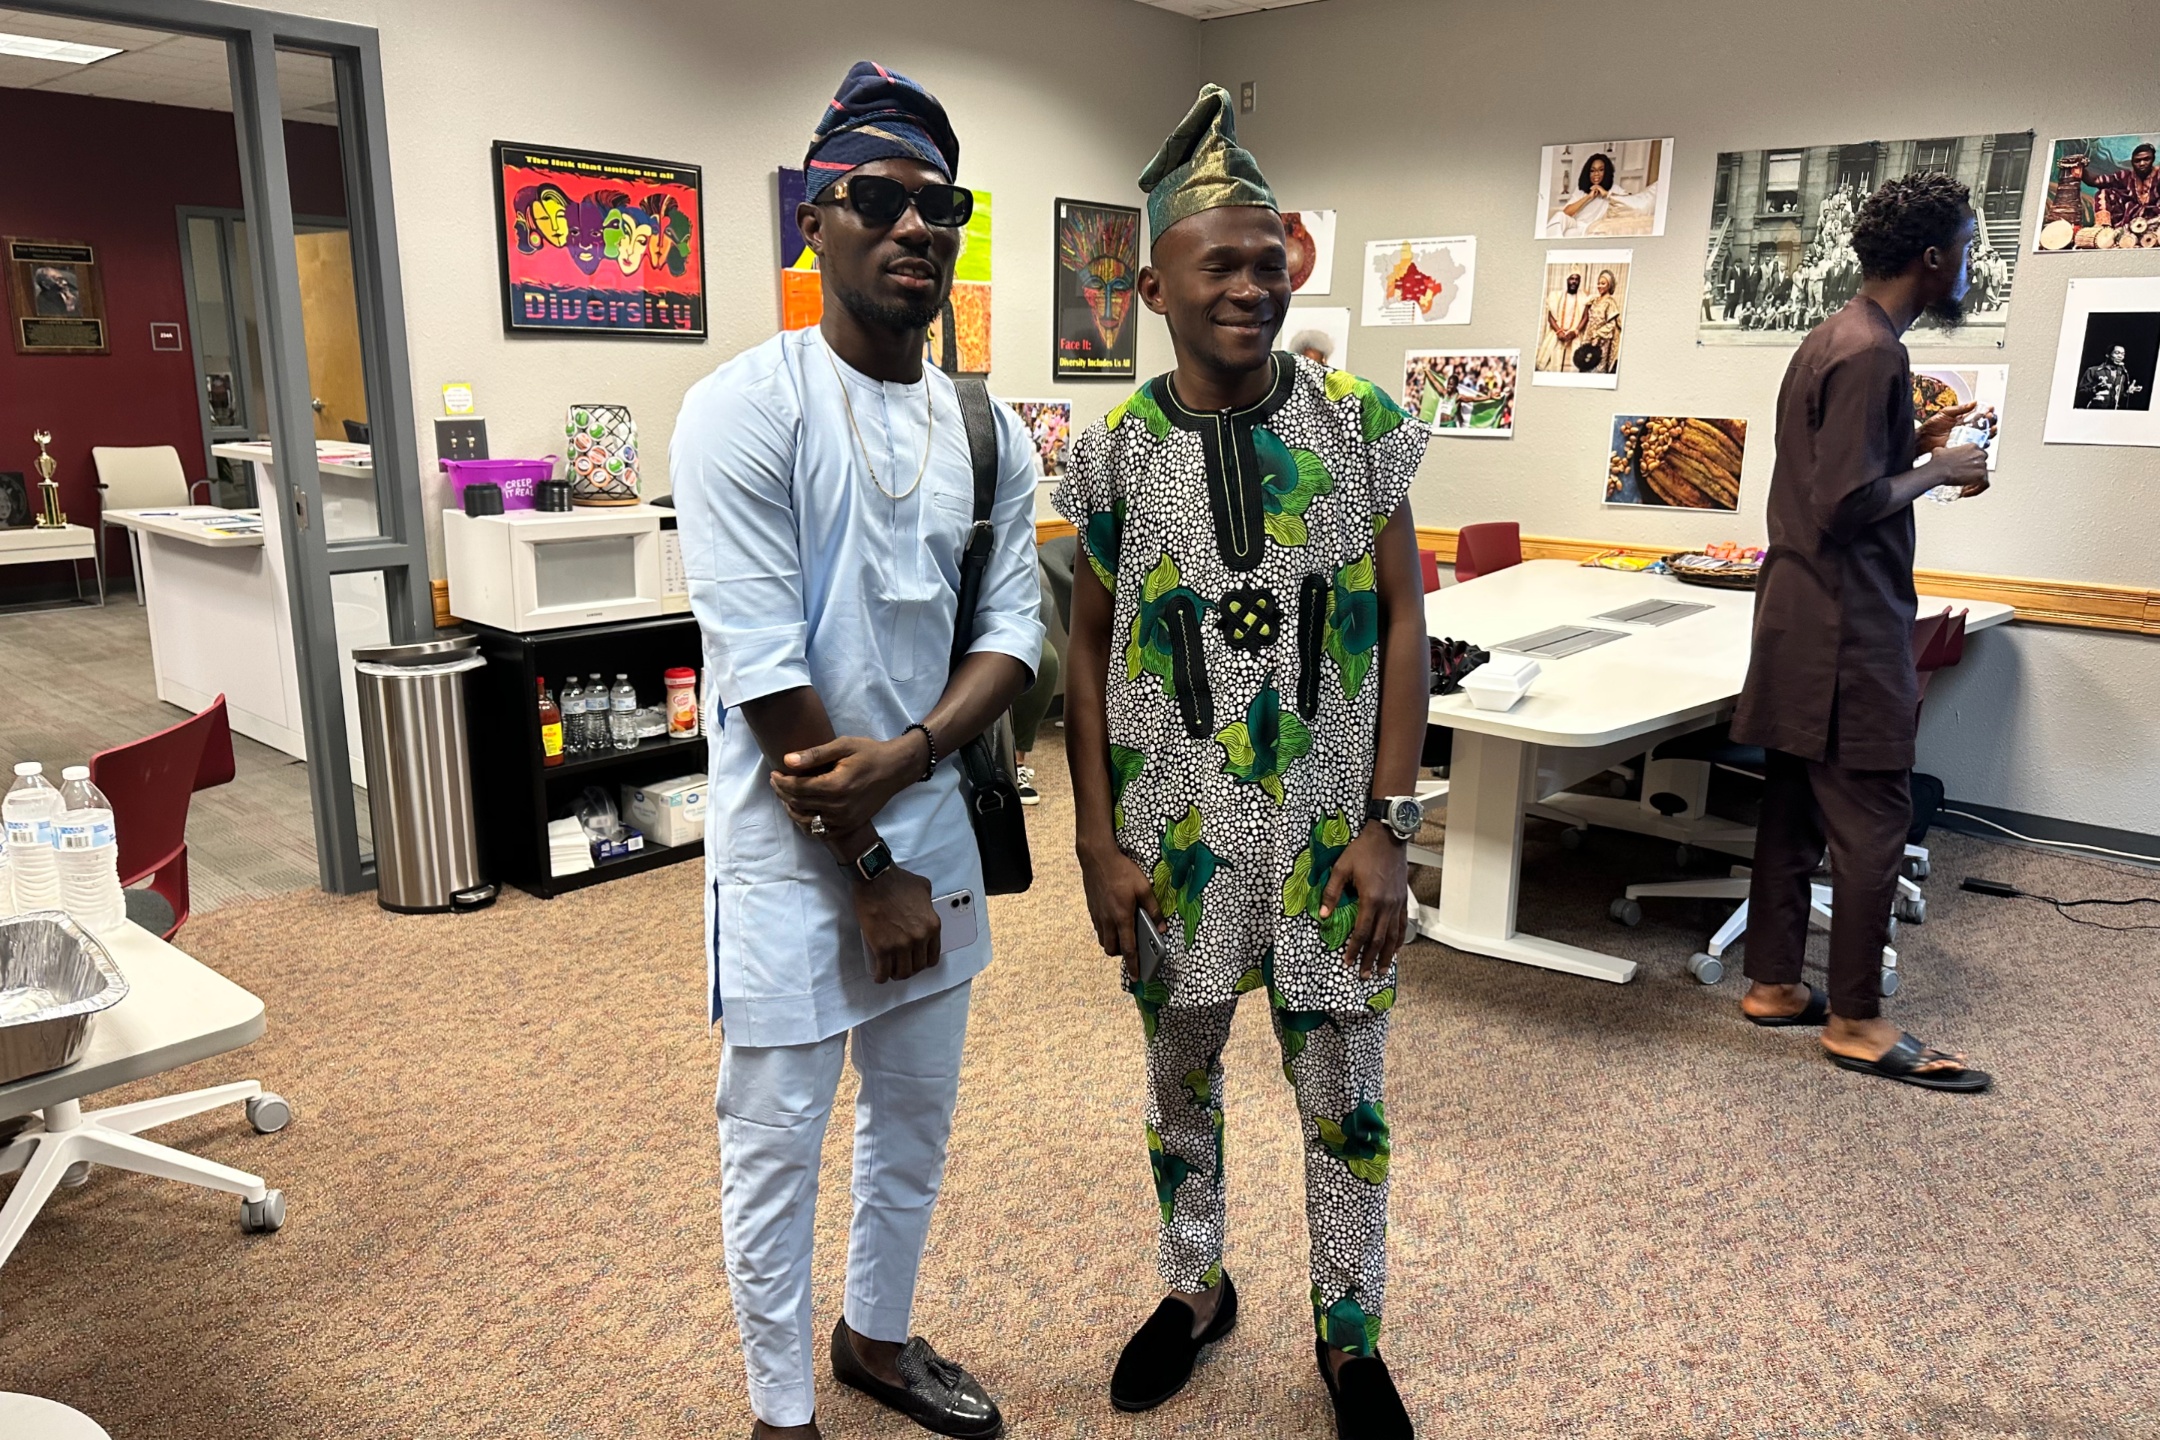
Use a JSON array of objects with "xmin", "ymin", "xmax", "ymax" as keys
[
  {"xmin": 1053, "ymin": 198, "xmax": 1139, "ymax": 379},
  {"xmin": 493, "ymin": 142, "xmax": 705, "ymax": 338}
]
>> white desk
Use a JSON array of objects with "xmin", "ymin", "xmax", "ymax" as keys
[
  {"xmin": 0, "ymin": 523, "xmax": 103, "ymax": 608},
  {"xmin": 0, "ymin": 920, "xmax": 280, "ymax": 1277},
  {"xmin": 106, "ymin": 441, "xmax": 388, "ymax": 788},
  {"xmin": 1420, "ymin": 561, "xmax": 2013, "ymax": 983}
]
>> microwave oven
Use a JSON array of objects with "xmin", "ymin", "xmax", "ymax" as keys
[{"xmin": 443, "ymin": 505, "xmax": 666, "ymax": 632}]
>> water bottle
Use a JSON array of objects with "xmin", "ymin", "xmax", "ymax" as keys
[
  {"xmin": 560, "ymin": 676, "xmax": 586, "ymax": 756},
  {"xmin": 56, "ymin": 767, "xmax": 125, "ymax": 936},
  {"xmin": 610, "ymin": 673, "xmax": 639, "ymax": 750},
  {"xmin": 3, "ymin": 762, "xmax": 63, "ymax": 912},
  {"xmin": 0, "ymin": 831, "xmax": 14, "ymax": 918},
  {"xmin": 587, "ymin": 674, "xmax": 609, "ymax": 751}
]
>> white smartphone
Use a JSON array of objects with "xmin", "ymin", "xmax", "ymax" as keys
[{"xmin": 934, "ymin": 890, "xmax": 978, "ymax": 953}]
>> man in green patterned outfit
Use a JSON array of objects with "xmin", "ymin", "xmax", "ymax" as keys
[{"xmin": 1056, "ymin": 84, "xmax": 1430, "ymax": 1440}]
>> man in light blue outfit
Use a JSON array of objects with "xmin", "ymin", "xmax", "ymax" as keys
[{"xmin": 671, "ymin": 61, "xmax": 1042, "ymax": 1440}]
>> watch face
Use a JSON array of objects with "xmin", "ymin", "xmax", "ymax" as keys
[{"xmin": 1389, "ymin": 798, "xmax": 1423, "ymax": 836}]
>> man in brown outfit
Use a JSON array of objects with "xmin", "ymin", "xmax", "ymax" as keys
[{"xmin": 1729, "ymin": 172, "xmax": 1993, "ymax": 1093}]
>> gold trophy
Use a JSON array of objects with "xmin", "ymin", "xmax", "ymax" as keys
[{"xmin": 31, "ymin": 430, "xmax": 65, "ymax": 529}]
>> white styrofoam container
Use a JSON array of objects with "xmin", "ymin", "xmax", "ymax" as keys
[
  {"xmin": 620, "ymin": 774, "xmax": 708, "ymax": 848},
  {"xmin": 1460, "ymin": 654, "xmax": 1541, "ymax": 712}
]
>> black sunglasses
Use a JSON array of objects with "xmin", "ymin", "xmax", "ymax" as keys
[{"xmin": 820, "ymin": 175, "xmax": 974, "ymax": 229}]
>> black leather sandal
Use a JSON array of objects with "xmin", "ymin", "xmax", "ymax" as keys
[
  {"xmin": 1316, "ymin": 1340, "xmax": 1414, "ymax": 1439},
  {"xmin": 1829, "ymin": 1033, "xmax": 1992, "ymax": 1093},
  {"xmin": 1747, "ymin": 984, "xmax": 1829, "ymax": 1028},
  {"xmin": 1109, "ymin": 1273, "xmax": 1238, "ymax": 1412}
]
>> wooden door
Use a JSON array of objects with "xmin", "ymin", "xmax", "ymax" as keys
[{"xmin": 294, "ymin": 229, "xmax": 367, "ymax": 442}]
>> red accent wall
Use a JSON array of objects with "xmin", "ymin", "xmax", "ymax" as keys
[{"xmin": 0, "ymin": 87, "xmax": 347, "ymax": 591}]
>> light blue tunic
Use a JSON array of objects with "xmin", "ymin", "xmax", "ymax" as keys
[{"xmin": 671, "ymin": 328, "xmax": 1045, "ymax": 1046}]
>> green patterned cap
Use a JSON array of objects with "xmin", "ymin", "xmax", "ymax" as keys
[{"xmin": 1139, "ymin": 83, "xmax": 1277, "ymax": 242}]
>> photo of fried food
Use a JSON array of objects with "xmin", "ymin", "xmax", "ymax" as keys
[{"xmin": 1606, "ymin": 415, "xmax": 1746, "ymax": 511}]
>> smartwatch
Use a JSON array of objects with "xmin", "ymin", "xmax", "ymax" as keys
[
  {"xmin": 843, "ymin": 837, "xmax": 896, "ymax": 884},
  {"xmin": 1365, "ymin": 795, "xmax": 1424, "ymax": 843}
]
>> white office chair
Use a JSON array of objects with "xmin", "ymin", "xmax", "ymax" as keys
[{"xmin": 90, "ymin": 446, "xmax": 209, "ymax": 606}]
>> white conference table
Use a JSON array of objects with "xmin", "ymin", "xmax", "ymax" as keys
[
  {"xmin": 105, "ymin": 441, "xmax": 387, "ymax": 787},
  {"xmin": 1418, "ymin": 560, "xmax": 2014, "ymax": 983},
  {"xmin": 0, "ymin": 920, "xmax": 273, "ymax": 1280}
]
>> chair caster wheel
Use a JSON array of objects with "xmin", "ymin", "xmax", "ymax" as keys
[
  {"xmin": 1608, "ymin": 898, "xmax": 1642, "ymax": 927},
  {"xmin": 1608, "ymin": 775, "xmax": 1630, "ymax": 798},
  {"xmin": 1674, "ymin": 844, "xmax": 1694, "ymax": 868},
  {"xmin": 1904, "ymin": 856, "xmax": 1931, "ymax": 880},
  {"xmin": 1880, "ymin": 967, "xmax": 1902, "ymax": 997},
  {"xmin": 1560, "ymin": 827, "xmax": 1587, "ymax": 851},
  {"xmin": 241, "ymin": 1190, "xmax": 285, "ymax": 1234},
  {"xmin": 247, "ymin": 1094, "xmax": 293, "ymax": 1134},
  {"xmin": 1687, "ymin": 952, "xmax": 1725, "ymax": 985},
  {"xmin": 1893, "ymin": 896, "xmax": 1927, "ymax": 924},
  {"xmin": 59, "ymin": 1160, "xmax": 90, "ymax": 1188},
  {"xmin": 1886, "ymin": 916, "xmax": 1899, "ymax": 942}
]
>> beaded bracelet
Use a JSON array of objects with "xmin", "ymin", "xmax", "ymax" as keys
[{"xmin": 905, "ymin": 722, "xmax": 939, "ymax": 781}]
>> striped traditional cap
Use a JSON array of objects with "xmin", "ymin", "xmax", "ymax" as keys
[
  {"xmin": 805, "ymin": 60, "xmax": 958, "ymax": 200},
  {"xmin": 1139, "ymin": 83, "xmax": 1277, "ymax": 241}
]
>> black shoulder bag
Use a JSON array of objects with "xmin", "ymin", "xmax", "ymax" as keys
[{"xmin": 946, "ymin": 377, "xmax": 1034, "ymax": 895}]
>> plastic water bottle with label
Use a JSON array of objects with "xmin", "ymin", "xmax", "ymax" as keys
[
  {"xmin": 4, "ymin": 762, "xmax": 63, "ymax": 912},
  {"xmin": 0, "ymin": 827, "xmax": 14, "ymax": 918},
  {"xmin": 1926, "ymin": 419, "xmax": 1993, "ymax": 504},
  {"xmin": 586, "ymin": 674, "xmax": 608, "ymax": 751},
  {"xmin": 56, "ymin": 766, "xmax": 125, "ymax": 936},
  {"xmin": 609, "ymin": 673, "xmax": 639, "ymax": 750},
  {"xmin": 560, "ymin": 676, "xmax": 586, "ymax": 756}
]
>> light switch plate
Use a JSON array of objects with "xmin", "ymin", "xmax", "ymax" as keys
[{"xmin": 1239, "ymin": 80, "xmax": 1256, "ymax": 113}]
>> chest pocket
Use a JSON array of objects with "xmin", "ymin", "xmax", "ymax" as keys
[{"xmin": 879, "ymin": 476, "xmax": 973, "ymax": 683}]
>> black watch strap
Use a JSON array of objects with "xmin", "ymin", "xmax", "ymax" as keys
[
  {"xmin": 844, "ymin": 837, "xmax": 896, "ymax": 883},
  {"xmin": 1364, "ymin": 798, "xmax": 1391, "ymax": 824}
]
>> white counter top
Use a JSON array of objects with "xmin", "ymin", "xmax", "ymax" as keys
[
  {"xmin": 102, "ymin": 506, "xmax": 264, "ymax": 549},
  {"xmin": 211, "ymin": 439, "xmax": 373, "ymax": 481}
]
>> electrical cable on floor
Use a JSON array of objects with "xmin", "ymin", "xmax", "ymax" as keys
[
  {"xmin": 1959, "ymin": 877, "xmax": 2160, "ymax": 931},
  {"xmin": 1938, "ymin": 807, "xmax": 2160, "ymax": 866}
]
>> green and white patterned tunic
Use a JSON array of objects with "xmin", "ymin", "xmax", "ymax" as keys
[{"xmin": 1054, "ymin": 352, "xmax": 1427, "ymax": 1013}]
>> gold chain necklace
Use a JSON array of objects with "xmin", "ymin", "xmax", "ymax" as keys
[{"xmin": 823, "ymin": 342, "xmax": 933, "ymax": 501}]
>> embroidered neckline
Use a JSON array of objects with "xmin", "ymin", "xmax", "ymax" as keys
[{"xmin": 1152, "ymin": 352, "xmax": 1294, "ymax": 430}]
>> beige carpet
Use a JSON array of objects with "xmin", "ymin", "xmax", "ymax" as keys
[{"xmin": 3, "ymin": 729, "xmax": 2157, "ymax": 1439}]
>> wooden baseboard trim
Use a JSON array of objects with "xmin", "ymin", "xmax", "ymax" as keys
[{"xmin": 434, "ymin": 528, "xmax": 2156, "ymax": 637}]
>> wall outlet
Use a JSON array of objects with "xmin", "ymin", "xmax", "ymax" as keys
[{"xmin": 1239, "ymin": 80, "xmax": 1256, "ymax": 114}]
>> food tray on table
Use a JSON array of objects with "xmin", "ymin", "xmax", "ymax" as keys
[
  {"xmin": 1664, "ymin": 552, "xmax": 1761, "ymax": 590},
  {"xmin": 0, "ymin": 912, "xmax": 129, "ymax": 1086}
]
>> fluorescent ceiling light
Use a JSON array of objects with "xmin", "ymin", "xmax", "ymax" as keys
[{"xmin": 0, "ymin": 32, "xmax": 125, "ymax": 65}]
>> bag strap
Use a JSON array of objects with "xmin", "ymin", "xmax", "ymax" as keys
[{"xmin": 949, "ymin": 376, "xmax": 999, "ymax": 676}]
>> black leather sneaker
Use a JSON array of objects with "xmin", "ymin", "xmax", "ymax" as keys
[
  {"xmin": 1109, "ymin": 1273, "xmax": 1239, "ymax": 1412},
  {"xmin": 1316, "ymin": 1339, "xmax": 1413, "ymax": 1439},
  {"xmin": 830, "ymin": 1320, "xmax": 1004, "ymax": 1438}
]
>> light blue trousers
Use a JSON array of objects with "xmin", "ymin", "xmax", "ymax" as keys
[{"xmin": 716, "ymin": 979, "xmax": 972, "ymax": 1428}]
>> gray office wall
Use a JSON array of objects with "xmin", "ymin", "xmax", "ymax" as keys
[{"xmin": 1199, "ymin": 0, "xmax": 2159, "ymax": 836}]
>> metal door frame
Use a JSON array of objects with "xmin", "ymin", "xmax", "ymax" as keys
[{"xmin": 22, "ymin": 0, "xmax": 428, "ymax": 894}]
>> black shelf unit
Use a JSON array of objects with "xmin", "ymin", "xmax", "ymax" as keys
[{"xmin": 466, "ymin": 614, "xmax": 708, "ymax": 898}]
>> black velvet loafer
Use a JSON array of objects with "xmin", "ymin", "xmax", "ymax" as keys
[
  {"xmin": 830, "ymin": 1320, "xmax": 1005, "ymax": 1438},
  {"xmin": 1109, "ymin": 1273, "xmax": 1239, "ymax": 1412},
  {"xmin": 1317, "ymin": 1340, "xmax": 1413, "ymax": 1439}
]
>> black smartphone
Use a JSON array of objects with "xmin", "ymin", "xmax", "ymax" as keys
[{"xmin": 1135, "ymin": 906, "xmax": 1169, "ymax": 985}]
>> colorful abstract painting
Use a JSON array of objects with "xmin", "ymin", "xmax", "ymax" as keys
[{"xmin": 494, "ymin": 142, "xmax": 703, "ymax": 337}]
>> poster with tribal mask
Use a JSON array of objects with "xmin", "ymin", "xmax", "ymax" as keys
[
  {"xmin": 1053, "ymin": 198, "xmax": 1140, "ymax": 379},
  {"xmin": 493, "ymin": 141, "xmax": 704, "ymax": 337}
]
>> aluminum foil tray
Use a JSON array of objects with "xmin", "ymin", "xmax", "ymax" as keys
[{"xmin": 0, "ymin": 912, "xmax": 130, "ymax": 1087}]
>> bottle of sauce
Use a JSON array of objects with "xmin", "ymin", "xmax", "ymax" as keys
[{"xmin": 538, "ymin": 677, "xmax": 564, "ymax": 767}]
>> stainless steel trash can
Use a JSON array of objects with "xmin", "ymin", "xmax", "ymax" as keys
[{"xmin": 352, "ymin": 636, "xmax": 498, "ymax": 914}]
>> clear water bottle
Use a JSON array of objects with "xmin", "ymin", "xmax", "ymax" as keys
[
  {"xmin": 56, "ymin": 766, "xmax": 125, "ymax": 936},
  {"xmin": 587, "ymin": 674, "xmax": 609, "ymax": 751},
  {"xmin": 560, "ymin": 676, "xmax": 586, "ymax": 756},
  {"xmin": 0, "ymin": 830, "xmax": 14, "ymax": 919},
  {"xmin": 609, "ymin": 673, "xmax": 639, "ymax": 750},
  {"xmin": 3, "ymin": 762, "xmax": 63, "ymax": 912}
]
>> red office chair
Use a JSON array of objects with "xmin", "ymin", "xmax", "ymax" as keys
[
  {"xmin": 87, "ymin": 696, "xmax": 236, "ymax": 940},
  {"xmin": 1454, "ymin": 521, "xmax": 1522, "ymax": 583},
  {"xmin": 1418, "ymin": 549, "xmax": 1443, "ymax": 594}
]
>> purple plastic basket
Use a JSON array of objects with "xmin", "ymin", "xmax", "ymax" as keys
[{"xmin": 443, "ymin": 456, "xmax": 558, "ymax": 511}]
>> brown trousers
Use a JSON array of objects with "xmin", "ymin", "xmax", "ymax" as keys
[{"xmin": 1744, "ymin": 749, "xmax": 1911, "ymax": 1020}]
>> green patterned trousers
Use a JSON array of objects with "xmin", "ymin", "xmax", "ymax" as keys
[{"xmin": 1136, "ymin": 980, "xmax": 1394, "ymax": 1356}]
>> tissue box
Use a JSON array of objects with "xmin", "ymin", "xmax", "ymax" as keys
[
  {"xmin": 621, "ymin": 774, "xmax": 707, "ymax": 848},
  {"xmin": 1460, "ymin": 654, "xmax": 1541, "ymax": 712},
  {"xmin": 592, "ymin": 827, "xmax": 647, "ymax": 865}
]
